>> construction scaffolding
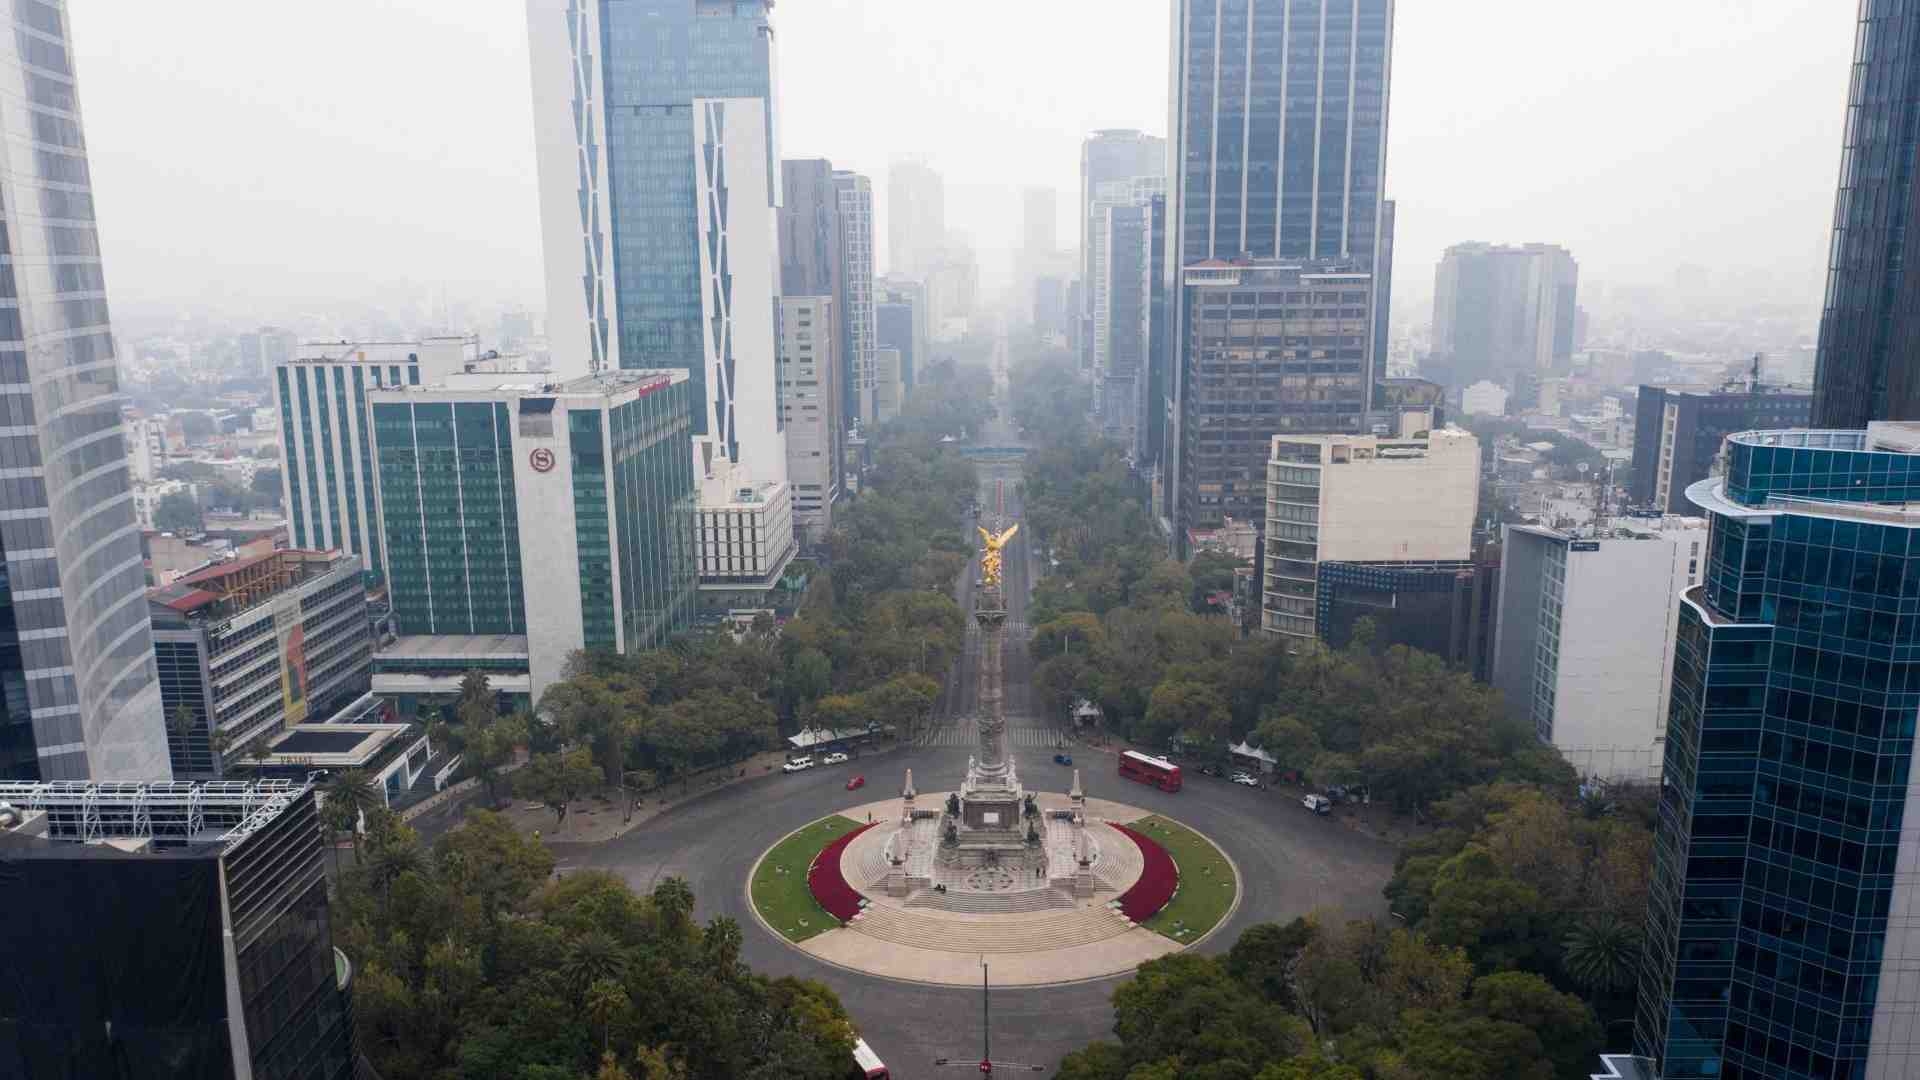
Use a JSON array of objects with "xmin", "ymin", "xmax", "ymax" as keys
[{"xmin": 0, "ymin": 779, "xmax": 308, "ymax": 849}]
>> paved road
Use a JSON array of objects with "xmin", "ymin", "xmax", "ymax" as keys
[{"xmin": 565, "ymin": 331, "xmax": 1398, "ymax": 1077}]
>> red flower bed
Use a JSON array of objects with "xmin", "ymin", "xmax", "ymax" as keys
[
  {"xmin": 807, "ymin": 822, "xmax": 878, "ymax": 922},
  {"xmin": 1111, "ymin": 823, "xmax": 1179, "ymax": 922}
]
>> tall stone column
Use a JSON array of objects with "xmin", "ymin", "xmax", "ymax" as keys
[{"xmin": 974, "ymin": 580, "xmax": 1010, "ymax": 784}]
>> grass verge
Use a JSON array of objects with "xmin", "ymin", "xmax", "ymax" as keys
[
  {"xmin": 751, "ymin": 815, "xmax": 866, "ymax": 942},
  {"xmin": 1130, "ymin": 814, "xmax": 1236, "ymax": 943}
]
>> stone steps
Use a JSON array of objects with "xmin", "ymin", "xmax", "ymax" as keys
[
  {"xmin": 850, "ymin": 901, "xmax": 1131, "ymax": 954},
  {"xmin": 1090, "ymin": 823, "xmax": 1144, "ymax": 892},
  {"xmin": 845, "ymin": 828, "xmax": 896, "ymax": 887},
  {"xmin": 903, "ymin": 887, "xmax": 1076, "ymax": 914}
]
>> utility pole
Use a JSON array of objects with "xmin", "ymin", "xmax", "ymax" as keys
[{"xmin": 932, "ymin": 960, "xmax": 1046, "ymax": 1076}]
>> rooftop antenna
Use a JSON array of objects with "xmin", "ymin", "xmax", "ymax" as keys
[{"xmin": 933, "ymin": 960, "xmax": 1045, "ymax": 1077}]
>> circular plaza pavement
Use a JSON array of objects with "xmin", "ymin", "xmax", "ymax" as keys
[
  {"xmin": 556, "ymin": 743, "xmax": 1399, "ymax": 1079},
  {"xmin": 747, "ymin": 792, "xmax": 1229, "ymax": 987}
]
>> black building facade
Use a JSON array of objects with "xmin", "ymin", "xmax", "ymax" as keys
[
  {"xmin": 1630, "ymin": 386, "xmax": 1814, "ymax": 515},
  {"xmin": 1315, "ymin": 560, "xmax": 1498, "ymax": 682},
  {"xmin": 1812, "ymin": 5, "xmax": 1920, "ymax": 429},
  {"xmin": 0, "ymin": 786, "xmax": 355, "ymax": 1079},
  {"xmin": 1165, "ymin": 0, "xmax": 1394, "ymax": 550}
]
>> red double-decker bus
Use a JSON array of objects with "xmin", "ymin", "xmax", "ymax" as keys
[{"xmin": 1119, "ymin": 750, "xmax": 1182, "ymax": 792}]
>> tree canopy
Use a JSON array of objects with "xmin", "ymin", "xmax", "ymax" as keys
[{"xmin": 337, "ymin": 809, "xmax": 857, "ymax": 1080}]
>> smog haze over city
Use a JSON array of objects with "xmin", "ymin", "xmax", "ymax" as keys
[
  {"xmin": 75, "ymin": 0, "xmax": 1849, "ymax": 319},
  {"xmin": 19, "ymin": 2, "xmax": 1920, "ymax": 1079}
]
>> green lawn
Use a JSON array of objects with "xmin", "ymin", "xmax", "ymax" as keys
[
  {"xmin": 1130, "ymin": 815, "xmax": 1237, "ymax": 944},
  {"xmin": 751, "ymin": 815, "xmax": 866, "ymax": 942}
]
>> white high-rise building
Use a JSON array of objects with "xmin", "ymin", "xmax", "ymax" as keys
[
  {"xmin": 525, "ymin": 0, "xmax": 788, "ymax": 594},
  {"xmin": 835, "ymin": 170, "xmax": 878, "ymax": 427},
  {"xmin": 780, "ymin": 296, "xmax": 840, "ymax": 545},
  {"xmin": 1090, "ymin": 176, "xmax": 1165, "ymax": 383},
  {"xmin": 1493, "ymin": 516, "xmax": 1706, "ymax": 783},
  {"xmin": 691, "ymin": 96, "xmax": 786, "ymax": 486},
  {"xmin": 273, "ymin": 337, "xmax": 485, "ymax": 577},
  {"xmin": 524, "ymin": 0, "xmax": 616, "ymax": 378},
  {"xmin": 1261, "ymin": 428, "xmax": 1480, "ymax": 644}
]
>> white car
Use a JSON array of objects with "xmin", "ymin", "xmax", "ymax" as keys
[
  {"xmin": 1230, "ymin": 772, "xmax": 1259, "ymax": 787},
  {"xmin": 782, "ymin": 756, "xmax": 814, "ymax": 773},
  {"xmin": 822, "ymin": 752, "xmax": 851, "ymax": 766},
  {"xmin": 1302, "ymin": 794, "xmax": 1333, "ymax": 815}
]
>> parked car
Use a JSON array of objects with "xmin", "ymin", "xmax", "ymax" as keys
[
  {"xmin": 845, "ymin": 775, "xmax": 866, "ymax": 791},
  {"xmin": 823, "ymin": 751, "xmax": 851, "ymax": 766},
  {"xmin": 1199, "ymin": 764, "xmax": 1223, "ymax": 778},
  {"xmin": 1302, "ymin": 794, "xmax": 1333, "ymax": 815},
  {"xmin": 782, "ymin": 756, "xmax": 814, "ymax": 774},
  {"xmin": 1230, "ymin": 772, "xmax": 1259, "ymax": 787}
]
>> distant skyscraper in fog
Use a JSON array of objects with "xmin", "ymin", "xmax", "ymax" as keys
[
  {"xmin": 1022, "ymin": 187, "xmax": 1057, "ymax": 257},
  {"xmin": 888, "ymin": 160, "xmax": 945, "ymax": 280},
  {"xmin": 835, "ymin": 170, "xmax": 878, "ymax": 426},
  {"xmin": 1429, "ymin": 242, "xmax": 1578, "ymax": 395},
  {"xmin": 0, "ymin": 2, "xmax": 167, "ymax": 780},
  {"xmin": 1812, "ymin": 6, "xmax": 1920, "ymax": 429},
  {"xmin": 1080, "ymin": 129, "xmax": 1165, "ymax": 363},
  {"xmin": 1165, "ymin": 0, "xmax": 1395, "ymax": 545}
]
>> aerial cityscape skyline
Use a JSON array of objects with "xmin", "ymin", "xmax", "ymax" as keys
[
  {"xmin": 16, "ymin": 2, "xmax": 1920, "ymax": 1079},
  {"xmin": 68, "ymin": 1, "xmax": 1852, "ymax": 319}
]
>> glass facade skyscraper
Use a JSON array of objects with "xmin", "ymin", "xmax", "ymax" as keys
[
  {"xmin": 0, "ymin": 1, "xmax": 166, "ymax": 780},
  {"xmin": 369, "ymin": 372, "xmax": 696, "ymax": 697},
  {"xmin": 1813, "ymin": 6, "xmax": 1920, "ymax": 430},
  {"xmin": 598, "ymin": 0, "xmax": 773, "ymax": 425},
  {"xmin": 1637, "ymin": 424, "xmax": 1920, "ymax": 1080},
  {"xmin": 1165, "ymin": 0, "xmax": 1395, "ymax": 547}
]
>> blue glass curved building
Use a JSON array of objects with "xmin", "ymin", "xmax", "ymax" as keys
[{"xmin": 1638, "ymin": 424, "xmax": 1920, "ymax": 1079}]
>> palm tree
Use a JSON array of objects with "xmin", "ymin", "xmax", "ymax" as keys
[
  {"xmin": 584, "ymin": 977, "xmax": 629, "ymax": 1054},
  {"xmin": 1562, "ymin": 913, "xmax": 1643, "ymax": 1003},
  {"xmin": 323, "ymin": 770, "xmax": 382, "ymax": 837},
  {"xmin": 559, "ymin": 929, "xmax": 629, "ymax": 997},
  {"xmin": 363, "ymin": 836, "xmax": 424, "ymax": 912}
]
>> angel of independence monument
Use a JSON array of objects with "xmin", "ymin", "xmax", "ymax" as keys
[{"xmin": 882, "ymin": 525, "xmax": 1098, "ymax": 903}]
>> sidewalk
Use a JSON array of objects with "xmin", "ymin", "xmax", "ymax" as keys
[{"xmin": 506, "ymin": 739, "xmax": 907, "ymax": 845}]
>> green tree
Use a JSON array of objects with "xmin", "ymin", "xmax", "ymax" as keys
[
  {"xmin": 323, "ymin": 769, "xmax": 381, "ymax": 833},
  {"xmin": 1561, "ymin": 914, "xmax": 1643, "ymax": 1002},
  {"xmin": 1144, "ymin": 679, "xmax": 1230, "ymax": 747},
  {"xmin": 516, "ymin": 747, "xmax": 601, "ymax": 832},
  {"xmin": 249, "ymin": 467, "xmax": 282, "ymax": 498},
  {"xmin": 154, "ymin": 490, "xmax": 202, "ymax": 532}
]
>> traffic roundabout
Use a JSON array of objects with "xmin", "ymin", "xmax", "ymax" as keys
[{"xmin": 746, "ymin": 791, "xmax": 1239, "ymax": 987}]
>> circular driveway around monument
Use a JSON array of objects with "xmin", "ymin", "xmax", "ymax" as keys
[
  {"xmin": 565, "ymin": 744, "xmax": 1396, "ymax": 1080},
  {"xmin": 749, "ymin": 792, "xmax": 1196, "ymax": 988}
]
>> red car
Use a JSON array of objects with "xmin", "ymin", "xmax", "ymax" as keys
[{"xmin": 846, "ymin": 775, "xmax": 866, "ymax": 791}]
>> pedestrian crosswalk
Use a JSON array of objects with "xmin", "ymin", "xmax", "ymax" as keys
[{"xmin": 920, "ymin": 719, "xmax": 1068, "ymax": 750}]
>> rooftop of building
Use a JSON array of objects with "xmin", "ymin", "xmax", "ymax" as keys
[
  {"xmin": 0, "ymin": 778, "xmax": 310, "ymax": 853},
  {"xmin": 291, "ymin": 334, "xmax": 480, "ymax": 363},
  {"xmin": 148, "ymin": 548, "xmax": 356, "ymax": 625},
  {"xmin": 1270, "ymin": 426, "xmax": 1477, "ymax": 462},
  {"xmin": 1509, "ymin": 514, "xmax": 1707, "ymax": 544},
  {"xmin": 371, "ymin": 367, "xmax": 684, "ymax": 402},
  {"xmin": 375, "ymin": 634, "xmax": 529, "ymax": 661}
]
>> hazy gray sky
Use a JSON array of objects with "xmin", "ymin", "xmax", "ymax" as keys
[{"xmin": 71, "ymin": 1, "xmax": 1852, "ymax": 321}]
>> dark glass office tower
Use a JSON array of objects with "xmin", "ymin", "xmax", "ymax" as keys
[
  {"xmin": 1812, "ymin": 6, "xmax": 1920, "ymax": 429},
  {"xmin": 1636, "ymin": 424, "xmax": 1920, "ymax": 1080},
  {"xmin": 0, "ymin": 1, "xmax": 166, "ymax": 780},
  {"xmin": 1165, "ymin": 0, "xmax": 1395, "ymax": 545}
]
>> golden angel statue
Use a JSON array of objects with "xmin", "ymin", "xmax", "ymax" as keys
[{"xmin": 978, "ymin": 524, "xmax": 1019, "ymax": 586}]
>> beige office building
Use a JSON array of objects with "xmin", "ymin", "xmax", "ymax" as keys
[{"xmin": 1262, "ymin": 428, "xmax": 1479, "ymax": 643}]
